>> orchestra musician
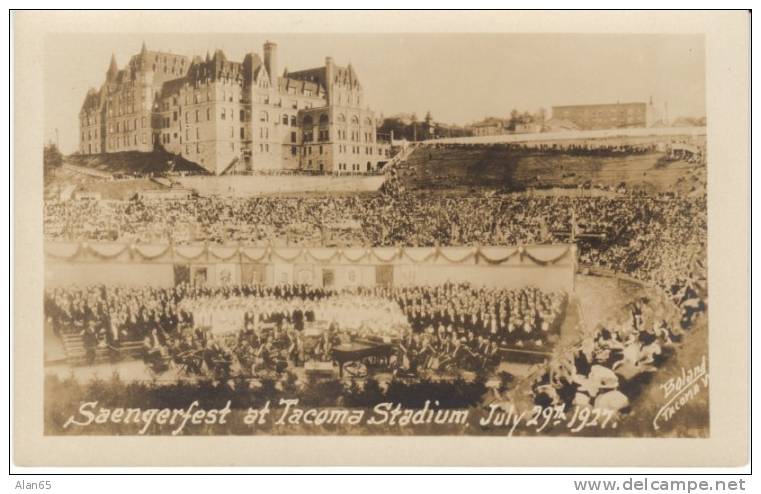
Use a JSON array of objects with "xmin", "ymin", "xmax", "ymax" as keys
[
  {"xmin": 313, "ymin": 328, "xmax": 340, "ymax": 362},
  {"xmin": 253, "ymin": 336, "xmax": 274, "ymax": 373},
  {"xmin": 82, "ymin": 320, "xmax": 100, "ymax": 366},
  {"xmin": 285, "ymin": 327, "xmax": 304, "ymax": 366},
  {"xmin": 142, "ymin": 328, "xmax": 168, "ymax": 371}
]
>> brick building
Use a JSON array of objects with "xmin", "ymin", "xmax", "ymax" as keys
[{"xmin": 79, "ymin": 42, "xmax": 391, "ymax": 175}]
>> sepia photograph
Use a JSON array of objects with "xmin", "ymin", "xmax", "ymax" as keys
[{"xmin": 12, "ymin": 9, "xmax": 750, "ymax": 469}]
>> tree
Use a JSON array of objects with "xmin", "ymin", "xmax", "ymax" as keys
[
  {"xmin": 43, "ymin": 141, "xmax": 63, "ymax": 178},
  {"xmin": 423, "ymin": 110, "xmax": 435, "ymax": 139}
]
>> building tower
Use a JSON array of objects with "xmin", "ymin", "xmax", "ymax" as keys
[
  {"xmin": 324, "ymin": 56, "xmax": 335, "ymax": 105},
  {"xmin": 263, "ymin": 41, "xmax": 278, "ymax": 85},
  {"xmin": 106, "ymin": 53, "xmax": 118, "ymax": 81}
]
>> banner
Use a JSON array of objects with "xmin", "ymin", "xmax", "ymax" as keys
[{"xmin": 44, "ymin": 241, "xmax": 575, "ymax": 268}]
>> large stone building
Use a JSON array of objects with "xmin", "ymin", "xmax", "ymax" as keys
[
  {"xmin": 550, "ymin": 102, "xmax": 656, "ymax": 130},
  {"xmin": 79, "ymin": 42, "xmax": 392, "ymax": 175}
]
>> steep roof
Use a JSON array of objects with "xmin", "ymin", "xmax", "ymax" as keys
[
  {"xmin": 183, "ymin": 49, "xmax": 245, "ymax": 84},
  {"xmin": 278, "ymin": 76, "xmax": 323, "ymax": 96},
  {"xmin": 471, "ymin": 117, "xmax": 507, "ymax": 128},
  {"xmin": 288, "ymin": 62, "xmax": 361, "ymax": 90},
  {"xmin": 80, "ymin": 88, "xmax": 103, "ymax": 114}
]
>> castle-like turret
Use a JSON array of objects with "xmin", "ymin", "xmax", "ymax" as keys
[{"xmin": 106, "ymin": 53, "xmax": 118, "ymax": 81}]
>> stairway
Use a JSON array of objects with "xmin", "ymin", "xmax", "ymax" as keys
[
  {"xmin": 382, "ymin": 143, "xmax": 418, "ymax": 173},
  {"xmin": 59, "ymin": 331, "xmax": 145, "ymax": 366}
]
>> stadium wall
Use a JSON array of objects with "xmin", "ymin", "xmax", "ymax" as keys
[
  {"xmin": 426, "ymin": 126, "xmax": 706, "ymax": 146},
  {"xmin": 45, "ymin": 243, "xmax": 576, "ymax": 292},
  {"xmin": 176, "ymin": 174, "xmax": 385, "ymax": 197}
]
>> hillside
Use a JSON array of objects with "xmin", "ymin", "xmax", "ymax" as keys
[
  {"xmin": 396, "ymin": 146, "xmax": 706, "ymax": 195},
  {"xmin": 64, "ymin": 150, "xmax": 208, "ymax": 176}
]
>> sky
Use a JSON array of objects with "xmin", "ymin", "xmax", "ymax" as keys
[{"xmin": 45, "ymin": 33, "xmax": 705, "ymax": 154}]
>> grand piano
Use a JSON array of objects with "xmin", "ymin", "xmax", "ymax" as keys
[{"xmin": 332, "ymin": 339, "xmax": 395, "ymax": 378}]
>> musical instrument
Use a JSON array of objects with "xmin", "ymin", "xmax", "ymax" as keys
[{"xmin": 331, "ymin": 339, "xmax": 394, "ymax": 378}]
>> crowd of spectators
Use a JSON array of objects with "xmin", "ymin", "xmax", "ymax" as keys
[
  {"xmin": 44, "ymin": 191, "xmax": 706, "ymax": 298},
  {"xmin": 530, "ymin": 282, "xmax": 705, "ymax": 414}
]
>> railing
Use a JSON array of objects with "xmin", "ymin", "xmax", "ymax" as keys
[{"xmin": 221, "ymin": 169, "xmax": 385, "ymax": 177}]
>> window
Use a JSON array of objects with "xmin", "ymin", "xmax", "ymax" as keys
[
  {"xmin": 291, "ymin": 132, "xmax": 296, "ymax": 143},
  {"xmin": 195, "ymin": 110, "xmax": 199, "ymax": 123},
  {"xmin": 207, "ymin": 108, "xmax": 211, "ymax": 121},
  {"xmin": 291, "ymin": 146, "xmax": 297, "ymax": 156},
  {"xmin": 290, "ymin": 116, "xmax": 297, "ymax": 126},
  {"xmin": 221, "ymin": 108, "xmax": 226, "ymax": 120},
  {"xmin": 240, "ymin": 127, "xmax": 245, "ymax": 139},
  {"xmin": 230, "ymin": 127, "xmax": 234, "ymax": 138},
  {"xmin": 282, "ymin": 114, "xmax": 289, "ymax": 125},
  {"xmin": 240, "ymin": 110, "xmax": 246, "ymax": 122},
  {"xmin": 319, "ymin": 114, "xmax": 329, "ymax": 125},
  {"xmin": 196, "ymin": 128, "xmax": 200, "ymax": 139},
  {"xmin": 259, "ymin": 111, "xmax": 268, "ymax": 122}
]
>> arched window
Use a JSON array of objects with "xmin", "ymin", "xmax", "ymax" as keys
[
  {"xmin": 351, "ymin": 115, "xmax": 360, "ymax": 125},
  {"xmin": 319, "ymin": 114, "xmax": 329, "ymax": 126},
  {"xmin": 337, "ymin": 113, "xmax": 346, "ymax": 124},
  {"xmin": 259, "ymin": 111, "xmax": 269, "ymax": 122},
  {"xmin": 364, "ymin": 117, "xmax": 373, "ymax": 126},
  {"xmin": 303, "ymin": 115, "xmax": 313, "ymax": 126}
]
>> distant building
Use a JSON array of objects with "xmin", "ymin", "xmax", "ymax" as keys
[
  {"xmin": 469, "ymin": 117, "xmax": 508, "ymax": 137},
  {"xmin": 79, "ymin": 41, "xmax": 391, "ymax": 175},
  {"xmin": 513, "ymin": 122, "xmax": 544, "ymax": 134},
  {"xmin": 550, "ymin": 102, "xmax": 655, "ymax": 130}
]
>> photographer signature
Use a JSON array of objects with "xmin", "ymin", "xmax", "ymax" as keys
[{"xmin": 652, "ymin": 355, "xmax": 708, "ymax": 431}]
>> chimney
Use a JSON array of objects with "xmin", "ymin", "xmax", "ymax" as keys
[
  {"xmin": 263, "ymin": 41, "xmax": 278, "ymax": 85},
  {"xmin": 325, "ymin": 56, "xmax": 335, "ymax": 104}
]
